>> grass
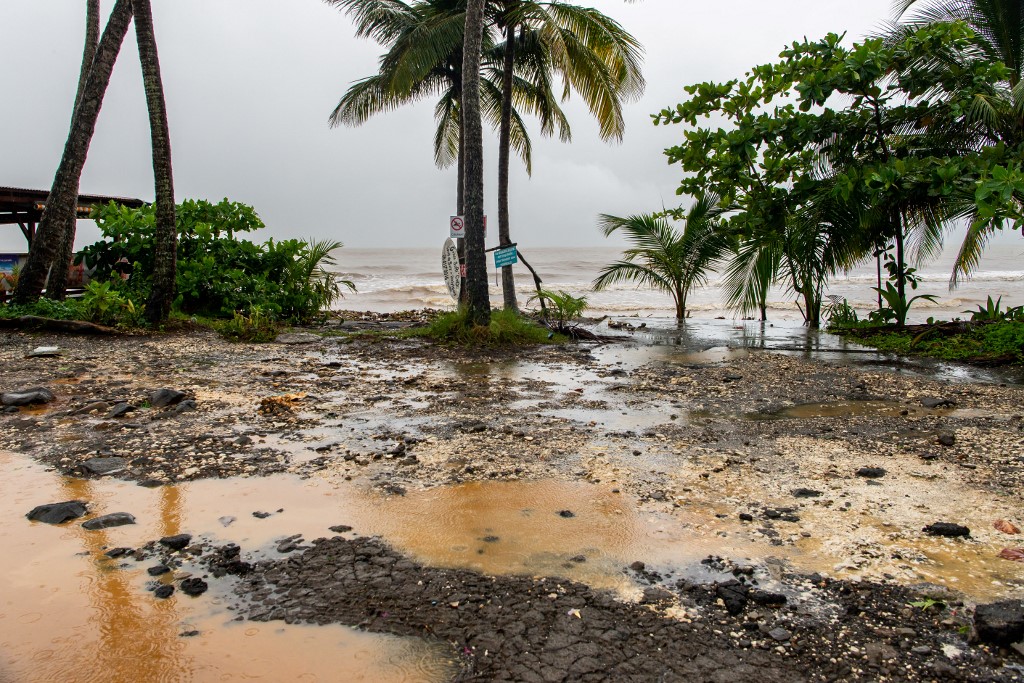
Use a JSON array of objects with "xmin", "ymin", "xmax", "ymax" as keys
[
  {"xmin": 0, "ymin": 298, "xmax": 88, "ymax": 321},
  {"xmin": 417, "ymin": 308, "xmax": 563, "ymax": 346},
  {"xmin": 837, "ymin": 320, "xmax": 1024, "ymax": 365}
]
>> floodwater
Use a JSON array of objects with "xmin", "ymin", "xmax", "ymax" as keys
[{"xmin": 0, "ymin": 452, "xmax": 456, "ymax": 683}]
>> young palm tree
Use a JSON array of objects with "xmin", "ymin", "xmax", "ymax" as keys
[
  {"xmin": 14, "ymin": 0, "xmax": 135, "ymax": 304},
  {"xmin": 594, "ymin": 195, "xmax": 733, "ymax": 321}
]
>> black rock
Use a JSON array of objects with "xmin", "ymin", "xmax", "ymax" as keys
[
  {"xmin": 856, "ymin": 467, "xmax": 887, "ymax": 479},
  {"xmin": 922, "ymin": 397, "xmax": 957, "ymax": 409},
  {"xmin": 82, "ymin": 512, "xmax": 136, "ymax": 530},
  {"xmin": 640, "ymin": 587, "xmax": 675, "ymax": 605},
  {"xmin": 764, "ymin": 509, "xmax": 782, "ymax": 519},
  {"xmin": 569, "ymin": 555, "xmax": 587, "ymax": 563},
  {"xmin": 173, "ymin": 399, "xmax": 198, "ymax": 415},
  {"xmin": 749, "ymin": 589, "xmax": 788, "ymax": 606},
  {"xmin": 328, "ymin": 524, "xmax": 353, "ymax": 534},
  {"xmin": 154, "ymin": 585, "xmax": 175, "ymax": 599},
  {"xmin": 160, "ymin": 534, "xmax": 193, "ymax": 551},
  {"xmin": 739, "ymin": 513, "xmax": 754, "ymax": 522},
  {"xmin": 107, "ymin": 403, "xmax": 135, "ymax": 419},
  {"xmin": 27, "ymin": 500, "xmax": 88, "ymax": 524},
  {"xmin": 80, "ymin": 457, "xmax": 128, "ymax": 476},
  {"xmin": 137, "ymin": 479, "xmax": 164, "ymax": 488},
  {"xmin": 252, "ymin": 511, "xmax": 271, "ymax": 519},
  {"xmin": 147, "ymin": 565, "xmax": 171, "ymax": 576},
  {"xmin": 482, "ymin": 535, "xmax": 500, "ymax": 543},
  {"xmin": 180, "ymin": 578, "xmax": 208, "ymax": 597},
  {"xmin": 104, "ymin": 547, "xmax": 133, "ymax": 559},
  {"xmin": 1, "ymin": 388, "xmax": 55, "ymax": 407},
  {"xmin": 150, "ymin": 388, "xmax": 186, "ymax": 408},
  {"xmin": 558, "ymin": 510, "xmax": 576, "ymax": 518},
  {"xmin": 923, "ymin": 522, "xmax": 970, "ymax": 538},
  {"xmin": 937, "ymin": 433, "xmax": 956, "ymax": 447},
  {"xmin": 792, "ymin": 488, "xmax": 822, "ymax": 498},
  {"xmin": 716, "ymin": 580, "xmax": 750, "ymax": 615},
  {"xmin": 974, "ymin": 600, "xmax": 1024, "ymax": 646},
  {"xmin": 629, "ymin": 561, "xmax": 646, "ymax": 572}
]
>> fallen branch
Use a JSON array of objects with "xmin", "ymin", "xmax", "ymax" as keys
[{"xmin": 0, "ymin": 315, "xmax": 119, "ymax": 335}]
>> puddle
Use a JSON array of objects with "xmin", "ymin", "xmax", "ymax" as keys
[
  {"xmin": 540, "ymin": 407, "xmax": 681, "ymax": 431},
  {"xmin": 0, "ymin": 452, "xmax": 456, "ymax": 683}
]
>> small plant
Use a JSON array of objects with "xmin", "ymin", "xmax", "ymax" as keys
[
  {"xmin": 872, "ymin": 282, "xmax": 938, "ymax": 327},
  {"xmin": 963, "ymin": 295, "xmax": 1024, "ymax": 322},
  {"xmin": 81, "ymin": 280, "xmax": 143, "ymax": 326},
  {"xmin": 218, "ymin": 306, "xmax": 279, "ymax": 343},
  {"xmin": 824, "ymin": 296, "xmax": 859, "ymax": 329},
  {"xmin": 528, "ymin": 289, "xmax": 588, "ymax": 329},
  {"xmin": 422, "ymin": 308, "xmax": 557, "ymax": 346}
]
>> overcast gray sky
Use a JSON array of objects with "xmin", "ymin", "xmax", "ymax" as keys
[{"xmin": 2, "ymin": 0, "xmax": 912, "ymax": 252}]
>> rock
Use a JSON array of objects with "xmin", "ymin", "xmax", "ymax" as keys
[
  {"xmin": 173, "ymin": 400, "xmax": 198, "ymax": 415},
  {"xmin": 856, "ymin": 467, "xmax": 886, "ymax": 479},
  {"xmin": 923, "ymin": 522, "xmax": 970, "ymax": 538},
  {"xmin": 235, "ymin": 435, "xmax": 254, "ymax": 446},
  {"xmin": 768, "ymin": 628, "xmax": 792, "ymax": 642},
  {"xmin": 329, "ymin": 524, "xmax": 353, "ymax": 534},
  {"xmin": 275, "ymin": 333, "xmax": 321, "ymax": 345},
  {"xmin": 937, "ymin": 433, "xmax": 956, "ymax": 447},
  {"xmin": 150, "ymin": 389, "xmax": 186, "ymax": 408},
  {"xmin": 994, "ymin": 520, "xmax": 1020, "ymax": 535},
  {"xmin": 629, "ymin": 561, "xmax": 646, "ymax": 572},
  {"xmin": 749, "ymin": 590, "xmax": 788, "ymax": 607},
  {"xmin": 160, "ymin": 534, "xmax": 192, "ymax": 551},
  {"xmin": 80, "ymin": 457, "xmax": 128, "ymax": 476},
  {"xmin": 640, "ymin": 587, "xmax": 675, "ymax": 605},
  {"xmin": 252, "ymin": 511, "xmax": 271, "ymax": 519},
  {"xmin": 82, "ymin": 512, "xmax": 136, "ymax": 530},
  {"xmin": 739, "ymin": 512, "xmax": 754, "ymax": 522},
  {"xmin": 792, "ymin": 488, "xmax": 822, "ymax": 498},
  {"xmin": 147, "ymin": 565, "xmax": 171, "ymax": 576},
  {"xmin": 106, "ymin": 403, "xmax": 134, "ymax": 418},
  {"xmin": 73, "ymin": 401, "xmax": 110, "ymax": 415},
  {"xmin": 180, "ymin": 578, "xmax": 208, "ymax": 597},
  {"xmin": 105, "ymin": 547, "xmax": 133, "ymax": 558},
  {"xmin": 974, "ymin": 601, "xmax": 1024, "ymax": 646},
  {"xmin": 26, "ymin": 346, "xmax": 61, "ymax": 358},
  {"xmin": 558, "ymin": 510, "xmax": 576, "ymax": 518},
  {"xmin": 154, "ymin": 585, "xmax": 175, "ymax": 599},
  {"xmin": 1, "ymin": 388, "xmax": 55, "ymax": 407},
  {"xmin": 864, "ymin": 642, "xmax": 898, "ymax": 664},
  {"xmin": 911, "ymin": 646, "xmax": 932, "ymax": 655},
  {"xmin": 27, "ymin": 500, "xmax": 88, "ymax": 524},
  {"xmin": 922, "ymin": 397, "xmax": 957, "ymax": 409},
  {"xmin": 999, "ymin": 548, "xmax": 1024, "ymax": 563},
  {"xmin": 716, "ymin": 581, "xmax": 749, "ymax": 615}
]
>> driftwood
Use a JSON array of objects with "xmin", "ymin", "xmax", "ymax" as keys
[{"xmin": 0, "ymin": 315, "xmax": 119, "ymax": 335}]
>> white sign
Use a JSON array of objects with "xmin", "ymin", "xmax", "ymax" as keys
[
  {"xmin": 449, "ymin": 215, "xmax": 486, "ymax": 238},
  {"xmin": 442, "ymin": 238, "xmax": 461, "ymax": 301},
  {"xmin": 449, "ymin": 215, "xmax": 465, "ymax": 238}
]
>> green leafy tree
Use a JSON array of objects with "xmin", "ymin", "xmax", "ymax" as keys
[{"xmin": 594, "ymin": 194, "xmax": 733, "ymax": 321}]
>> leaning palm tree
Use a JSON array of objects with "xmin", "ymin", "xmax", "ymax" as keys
[
  {"xmin": 594, "ymin": 194, "xmax": 733, "ymax": 321},
  {"xmin": 492, "ymin": 1, "xmax": 644, "ymax": 311}
]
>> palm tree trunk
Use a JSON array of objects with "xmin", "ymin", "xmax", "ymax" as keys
[
  {"xmin": 457, "ymin": 89, "xmax": 468, "ymax": 304},
  {"xmin": 461, "ymin": 0, "xmax": 490, "ymax": 327},
  {"xmin": 498, "ymin": 22, "xmax": 518, "ymax": 312},
  {"xmin": 47, "ymin": 0, "xmax": 102, "ymax": 301},
  {"xmin": 133, "ymin": 0, "xmax": 176, "ymax": 324},
  {"xmin": 13, "ymin": 0, "xmax": 133, "ymax": 304}
]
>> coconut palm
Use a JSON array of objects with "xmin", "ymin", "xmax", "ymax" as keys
[
  {"xmin": 14, "ymin": 0, "xmax": 135, "ymax": 304},
  {"xmin": 492, "ymin": 1, "xmax": 644, "ymax": 311},
  {"xmin": 594, "ymin": 195, "xmax": 733, "ymax": 321}
]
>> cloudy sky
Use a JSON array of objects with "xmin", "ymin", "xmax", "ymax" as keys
[{"xmin": 2, "ymin": 0, "xmax": 911, "ymax": 253}]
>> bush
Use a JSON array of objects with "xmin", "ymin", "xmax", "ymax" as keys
[
  {"xmin": 0, "ymin": 297, "xmax": 86, "ymax": 321},
  {"xmin": 79, "ymin": 199, "xmax": 354, "ymax": 323},
  {"xmin": 217, "ymin": 307, "xmax": 279, "ymax": 343}
]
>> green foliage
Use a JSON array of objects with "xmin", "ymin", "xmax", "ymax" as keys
[
  {"xmin": 527, "ymin": 289, "xmax": 588, "ymax": 326},
  {"xmin": 963, "ymin": 295, "xmax": 1024, "ymax": 321},
  {"xmin": 80, "ymin": 280, "xmax": 145, "ymax": 327},
  {"xmin": 824, "ymin": 297, "xmax": 859, "ymax": 329},
  {"xmin": 0, "ymin": 297, "xmax": 86, "ymax": 321},
  {"xmin": 217, "ymin": 306, "xmax": 280, "ymax": 343},
  {"xmin": 870, "ymin": 282, "xmax": 938, "ymax": 326},
  {"xmin": 79, "ymin": 199, "xmax": 354, "ymax": 323},
  {"xmin": 843, "ymin": 320, "xmax": 1024, "ymax": 364},
  {"xmin": 422, "ymin": 307, "xmax": 558, "ymax": 345}
]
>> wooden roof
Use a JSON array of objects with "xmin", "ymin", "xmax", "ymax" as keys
[{"xmin": 0, "ymin": 186, "xmax": 145, "ymax": 226}]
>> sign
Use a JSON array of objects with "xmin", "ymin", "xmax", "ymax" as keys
[
  {"xmin": 441, "ymin": 238, "xmax": 461, "ymax": 301},
  {"xmin": 493, "ymin": 245, "xmax": 518, "ymax": 268},
  {"xmin": 449, "ymin": 215, "xmax": 487, "ymax": 239}
]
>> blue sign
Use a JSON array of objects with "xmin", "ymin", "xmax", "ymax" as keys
[
  {"xmin": 0, "ymin": 254, "xmax": 23, "ymax": 273},
  {"xmin": 493, "ymin": 246, "xmax": 518, "ymax": 268}
]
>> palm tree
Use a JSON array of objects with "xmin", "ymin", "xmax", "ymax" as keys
[
  {"xmin": 462, "ymin": 0, "xmax": 491, "ymax": 325},
  {"xmin": 594, "ymin": 195, "xmax": 733, "ymax": 321},
  {"xmin": 14, "ymin": 0, "xmax": 135, "ymax": 304},
  {"xmin": 133, "ymin": 0, "xmax": 177, "ymax": 324},
  {"xmin": 48, "ymin": 0, "xmax": 101, "ymax": 300},
  {"xmin": 493, "ymin": 1, "xmax": 644, "ymax": 312}
]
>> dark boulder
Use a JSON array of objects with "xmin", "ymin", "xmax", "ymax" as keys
[
  {"xmin": 856, "ymin": 467, "xmax": 886, "ymax": 479},
  {"xmin": 154, "ymin": 585, "xmax": 175, "ymax": 599},
  {"xmin": 2, "ymin": 388, "xmax": 55, "ymax": 407},
  {"xmin": 974, "ymin": 601, "xmax": 1024, "ymax": 646},
  {"xmin": 792, "ymin": 488, "xmax": 822, "ymax": 498},
  {"xmin": 716, "ymin": 580, "xmax": 749, "ymax": 615},
  {"xmin": 82, "ymin": 512, "xmax": 136, "ymax": 530},
  {"xmin": 80, "ymin": 457, "xmax": 128, "ymax": 476},
  {"xmin": 150, "ymin": 389, "xmax": 186, "ymax": 408},
  {"xmin": 180, "ymin": 578, "xmax": 208, "ymax": 597},
  {"xmin": 923, "ymin": 522, "xmax": 970, "ymax": 538},
  {"xmin": 159, "ymin": 534, "xmax": 192, "ymax": 551},
  {"xmin": 27, "ymin": 500, "xmax": 88, "ymax": 524}
]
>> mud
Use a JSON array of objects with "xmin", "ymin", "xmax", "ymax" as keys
[{"xmin": 1, "ymin": 319, "xmax": 1023, "ymax": 681}]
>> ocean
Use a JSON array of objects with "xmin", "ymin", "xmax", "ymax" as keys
[{"xmin": 330, "ymin": 244, "xmax": 1024, "ymax": 324}]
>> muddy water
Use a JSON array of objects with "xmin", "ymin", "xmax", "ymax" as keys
[{"xmin": 0, "ymin": 452, "xmax": 455, "ymax": 683}]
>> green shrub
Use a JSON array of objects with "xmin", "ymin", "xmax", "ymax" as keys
[
  {"xmin": 79, "ymin": 199, "xmax": 354, "ymax": 323},
  {"xmin": 422, "ymin": 308, "xmax": 558, "ymax": 346},
  {"xmin": 0, "ymin": 298, "xmax": 86, "ymax": 321},
  {"xmin": 217, "ymin": 307, "xmax": 279, "ymax": 343},
  {"xmin": 80, "ymin": 280, "xmax": 145, "ymax": 327}
]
